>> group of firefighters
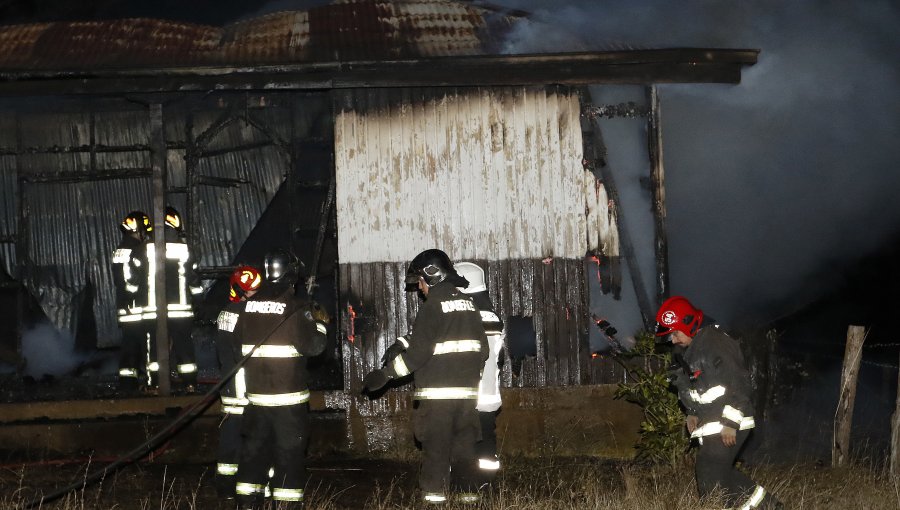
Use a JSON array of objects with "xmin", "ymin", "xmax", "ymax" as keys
[
  {"xmin": 112, "ymin": 209, "xmax": 780, "ymax": 509},
  {"xmin": 112, "ymin": 208, "xmax": 203, "ymax": 393}
]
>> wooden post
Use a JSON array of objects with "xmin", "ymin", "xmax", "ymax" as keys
[
  {"xmin": 832, "ymin": 325, "xmax": 866, "ymax": 467},
  {"xmin": 150, "ymin": 103, "xmax": 170, "ymax": 397},
  {"xmin": 647, "ymin": 85, "xmax": 669, "ymax": 307},
  {"xmin": 891, "ymin": 348, "xmax": 900, "ymax": 477}
]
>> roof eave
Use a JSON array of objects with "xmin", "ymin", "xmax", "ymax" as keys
[{"xmin": 0, "ymin": 49, "xmax": 759, "ymax": 96}]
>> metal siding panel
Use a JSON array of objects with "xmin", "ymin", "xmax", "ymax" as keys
[{"xmin": 0, "ymin": 155, "xmax": 16, "ymax": 274}]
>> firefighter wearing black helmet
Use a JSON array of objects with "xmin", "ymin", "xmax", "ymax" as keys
[
  {"xmin": 113, "ymin": 210, "xmax": 151, "ymax": 391},
  {"xmin": 363, "ymin": 249, "xmax": 488, "ymax": 505},
  {"xmin": 656, "ymin": 296, "xmax": 782, "ymax": 510},
  {"xmin": 234, "ymin": 249, "xmax": 327, "ymax": 510}
]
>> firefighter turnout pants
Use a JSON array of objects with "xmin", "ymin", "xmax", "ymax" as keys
[
  {"xmin": 413, "ymin": 399, "xmax": 481, "ymax": 503},
  {"xmin": 695, "ymin": 429, "xmax": 777, "ymax": 509},
  {"xmin": 118, "ymin": 322, "xmax": 148, "ymax": 388},
  {"xmin": 235, "ymin": 404, "xmax": 309, "ymax": 509},
  {"xmin": 215, "ymin": 413, "xmax": 242, "ymax": 499},
  {"xmin": 476, "ymin": 410, "xmax": 501, "ymax": 481}
]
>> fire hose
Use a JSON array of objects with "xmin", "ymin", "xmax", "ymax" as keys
[{"xmin": 21, "ymin": 307, "xmax": 303, "ymax": 509}]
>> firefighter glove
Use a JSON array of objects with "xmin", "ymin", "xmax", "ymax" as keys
[
  {"xmin": 380, "ymin": 340, "xmax": 406, "ymax": 367},
  {"xmin": 362, "ymin": 369, "xmax": 390, "ymax": 393},
  {"xmin": 721, "ymin": 425, "xmax": 737, "ymax": 447}
]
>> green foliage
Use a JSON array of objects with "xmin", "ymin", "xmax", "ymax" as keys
[{"xmin": 613, "ymin": 331, "xmax": 690, "ymax": 465}]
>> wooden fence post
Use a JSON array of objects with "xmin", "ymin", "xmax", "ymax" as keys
[
  {"xmin": 832, "ymin": 325, "xmax": 866, "ymax": 467},
  {"xmin": 891, "ymin": 348, "xmax": 900, "ymax": 477}
]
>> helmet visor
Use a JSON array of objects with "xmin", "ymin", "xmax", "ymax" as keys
[{"xmin": 655, "ymin": 323, "xmax": 673, "ymax": 337}]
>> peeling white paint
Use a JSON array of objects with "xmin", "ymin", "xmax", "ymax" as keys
[{"xmin": 335, "ymin": 87, "xmax": 617, "ymax": 263}]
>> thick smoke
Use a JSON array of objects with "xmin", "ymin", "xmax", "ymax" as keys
[{"xmin": 493, "ymin": 0, "xmax": 900, "ymax": 325}]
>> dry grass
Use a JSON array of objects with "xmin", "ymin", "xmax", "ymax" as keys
[{"xmin": 1, "ymin": 456, "xmax": 898, "ymax": 509}]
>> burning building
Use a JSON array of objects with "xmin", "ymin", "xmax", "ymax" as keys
[{"xmin": 0, "ymin": 0, "xmax": 756, "ymax": 455}]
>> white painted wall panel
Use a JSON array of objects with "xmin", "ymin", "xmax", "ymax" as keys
[{"xmin": 335, "ymin": 87, "xmax": 617, "ymax": 263}]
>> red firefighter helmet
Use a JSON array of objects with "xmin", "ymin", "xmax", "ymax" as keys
[
  {"xmin": 655, "ymin": 295, "xmax": 704, "ymax": 337},
  {"xmin": 229, "ymin": 265, "xmax": 262, "ymax": 302}
]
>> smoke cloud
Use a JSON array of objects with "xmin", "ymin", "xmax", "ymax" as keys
[
  {"xmin": 493, "ymin": 0, "xmax": 900, "ymax": 325},
  {"xmin": 20, "ymin": 321, "xmax": 87, "ymax": 378}
]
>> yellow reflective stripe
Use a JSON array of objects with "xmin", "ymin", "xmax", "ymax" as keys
[
  {"xmin": 688, "ymin": 385, "xmax": 726, "ymax": 404},
  {"xmin": 235, "ymin": 482, "xmax": 265, "ymax": 495},
  {"xmin": 242, "ymin": 344, "xmax": 300, "ymax": 358},
  {"xmin": 222, "ymin": 405, "xmax": 245, "ymax": 415},
  {"xmin": 393, "ymin": 354, "xmax": 411, "ymax": 377},
  {"xmin": 177, "ymin": 363, "xmax": 197, "ymax": 374},
  {"xmin": 247, "ymin": 391, "xmax": 310, "ymax": 406},
  {"xmin": 113, "ymin": 248, "xmax": 132, "ymax": 263},
  {"xmin": 479, "ymin": 311, "xmax": 499, "ymax": 322},
  {"xmin": 691, "ymin": 418, "xmax": 756, "ymax": 439},
  {"xmin": 433, "ymin": 340, "xmax": 482, "ymax": 355},
  {"xmin": 235, "ymin": 367, "xmax": 247, "ymax": 399},
  {"xmin": 125, "ymin": 283, "xmax": 139, "ymax": 293},
  {"xmin": 722, "ymin": 404, "xmax": 744, "ymax": 423},
  {"xmin": 168, "ymin": 303, "xmax": 193, "ymax": 311},
  {"xmin": 457, "ymin": 493, "xmax": 480, "ymax": 503},
  {"xmin": 424, "ymin": 493, "xmax": 447, "ymax": 503},
  {"xmin": 414, "ymin": 387, "xmax": 479, "ymax": 400},
  {"xmin": 118, "ymin": 315, "xmax": 143, "ymax": 323},
  {"xmin": 272, "ymin": 488, "xmax": 304, "ymax": 501},
  {"xmin": 397, "ymin": 336, "xmax": 410, "ymax": 349},
  {"xmin": 147, "ymin": 362, "xmax": 160, "ymax": 372},
  {"xmin": 316, "ymin": 322, "xmax": 327, "ymax": 335},
  {"xmin": 739, "ymin": 485, "xmax": 767, "ymax": 510},
  {"xmin": 221, "ymin": 396, "xmax": 249, "ymax": 406},
  {"xmin": 168, "ymin": 310, "xmax": 194, "ymax": 318},
  {"xmin": 478, "ymin": 458, "xmax": 501, "ymax": 470},
  {"xmin": 216, "ymin": 463, "xmax": 238, "ymax": 476},
  {"xmin": 118, "ymin": 368, "xmax": 138, "ymax": 377}
]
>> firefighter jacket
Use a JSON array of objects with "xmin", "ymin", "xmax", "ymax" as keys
[
  {"xmin": 216, "ymin": 299, "xmax": 249, "ymax": 415},
  {"xmin": 112, "ymin": 234, "xmax": 146, "ymax": 324},
  {"xmin": 236, "ymin": 283, "xmax": 327, "ymax": 407},
  {"xmin": 140, "ymin": 230, "xmax": 204, "ymax": 320},
  {"xmin": 680, "ymin": 325, "xmax": 756, "ymax": 440},
  {"xmin": 466, "ymin": 290, "xmax": 504, "ymax": 412},
  {"xmin": 383, "ymin": 281, "xmax": 487, "ymax": 401}
]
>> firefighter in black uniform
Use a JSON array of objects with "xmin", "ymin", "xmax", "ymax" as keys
[
  {"xmin": 113, "ymin": 211, "xmax": 151, "ymax": 392},
  {"xmin": 453, "ymin": 262, "xmax": 504, "ymax": 483},
  {"xmin": 214, "ymin": 265, "xmax": 262, "ymax": 499},
  {"xmin": 234, "ymin": 249, "xmax": 327, "ymax": 510},
  {"xmin": 161, "ymin": 206, "xmax": 203, "ymax": 390},
  {"xmin": 656, "ymin": 295, "xmax": 781, "ymax": 510},
  {"xmin": 363, "ymin": 249, "xmax": 487, "ymax": 505}
]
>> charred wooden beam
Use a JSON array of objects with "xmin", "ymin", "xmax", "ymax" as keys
[
  {"xmin": 647, "ymin": 86, "xmax": 669, "ymax": 306},
  {"xmin": 0, "ymin": 49, "xmax": 758, "ymax": 96}
]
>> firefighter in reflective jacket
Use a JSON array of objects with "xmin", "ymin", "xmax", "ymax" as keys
[
  {"xmin": 214, "ymin": 265, "xmax": 262, "ymax": 499},
  {"xmin": 234, "ymin": 250, "xmax": 327, "ymax": 510},
  {"xmin": 113, "ymin": 211, "xmax": 151, "ymax": 391},
  {"xmin": 163, "ymin": 207, "xmax": 204, "ymax": 388},
  {"xmin": 453, "ymin": 262, "xmax": 504, "ymax": 481},
  {"xmin": 363, "ymin": 249, "xmax": 487, "ymax": 505},
  {"xmin": 656, "ymin": 296, "xmax": 781, "ymax": 510}
]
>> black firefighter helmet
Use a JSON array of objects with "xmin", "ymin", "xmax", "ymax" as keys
[
  {"xmin": 264, "ymin": 249, "xmax": 303, "ymax": 285},
  {"xmin": 404, "ymin": 249, "xmax": 467, "ymax": 291},
  {"xmin": 119, "ymin": 210, "xmax": 151, "ymax": 237}
]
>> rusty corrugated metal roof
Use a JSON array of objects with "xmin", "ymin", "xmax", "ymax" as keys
[{"xmin": 0, "ymin": 0, "xmax": 520, "ymax": 70}]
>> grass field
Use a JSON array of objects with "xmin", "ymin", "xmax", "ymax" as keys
[{"xmin": 1, "ymin": 454, "xmax": 898, "ymax": 509}]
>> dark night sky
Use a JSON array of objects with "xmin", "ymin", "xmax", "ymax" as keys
[{"xmin": 2, "ymin": 0, "xmax": 898, "ymax": 331}]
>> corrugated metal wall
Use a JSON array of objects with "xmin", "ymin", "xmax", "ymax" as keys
[
  {"xmin": 335, "ymin": 86, "xmax": 616, "ymax": 263},
  {"xmin": 339, "ymin": 258, "xmax": 598, "ymax": 391},
  {"xmin": 334, "ymin": 86, "xmax": 619, "ymax": 388},
  {"xmin": 0, "ymin": 97, "xmax": 290, "ymax": 347}
]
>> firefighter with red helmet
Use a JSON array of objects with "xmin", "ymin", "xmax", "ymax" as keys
[
  {"xmin": 656, "ymin": 296, "xmax": 781, "ymax": 510},
  {"xmin": 214, "ymin": 265, "xmax": 262, "ymax": 499},
  {"xmin": 113, "ymin": 211, "xmax": 151, "ymax": 391},
  {"xmin": 233, "ymin": 249, "xmax": 327, "ymax": 510},
  {"xmin": 363, "ymin": 249, "xmax": 487, "ymax": 505}
]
